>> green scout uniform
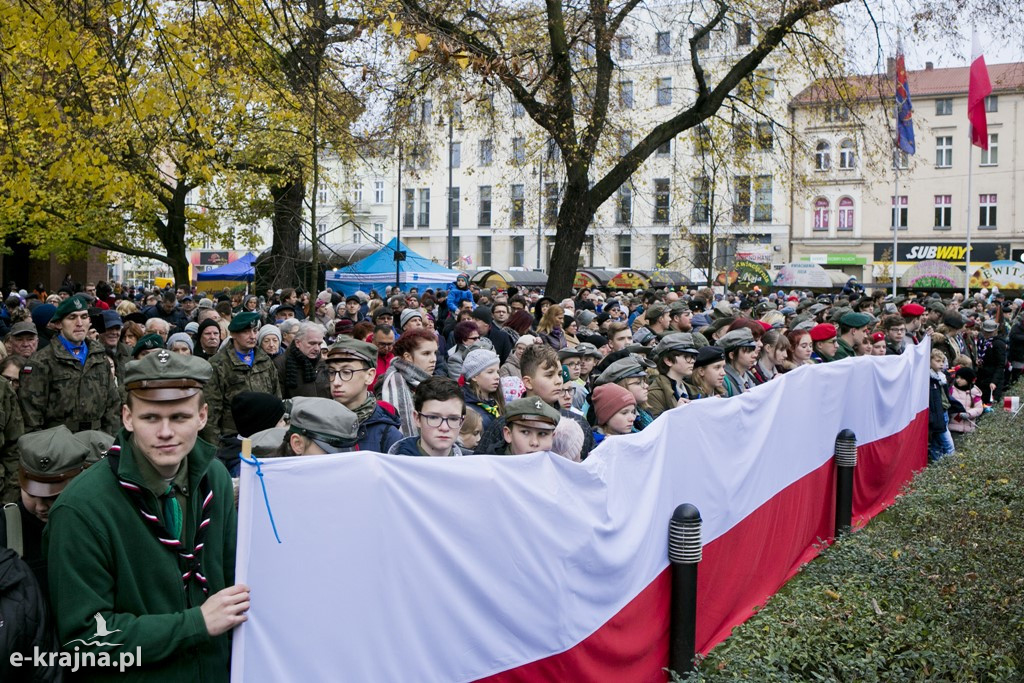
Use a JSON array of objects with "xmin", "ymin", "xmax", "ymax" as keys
[
  {"xmin": 0, "ymin": 378, "xmax": 24, "ymax": 503},
  {"xmin": 44, "ymin": 351, "xmax": 236, "ymax": 682},
  {"xmin": 19, "ymin": 337, "xmax": 120, "ymax": 435},
  {"xmin": 833, "ymin": 338, "xmax": 856, "ymax": 360},
  {"xmin": 203, "ymin": 343, "xmax": 280, "ymax": 442}
]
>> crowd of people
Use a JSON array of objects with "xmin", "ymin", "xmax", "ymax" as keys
[{"xmin": 0, "ymin": 271, "xmax": 1020, "ymax": 679}]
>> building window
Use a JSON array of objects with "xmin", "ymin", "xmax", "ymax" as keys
[
  {"xmin": 478, "ymin": 186, "xmax": 491, "ymax": 226},
  {"xmin": 981, "ymin": 134, "xmax": 998, "ymax": 166},
  {"xmin": 754, "ymin": 175, "xmax": 772, "ymax": 222},
  {"xmin": 936, "ymin": 98, "xmax": 952, "ymax": 115},
  {"xmin": 512, "ymin": 137, "xmax": 525, "ymax": 164},
  {"xmin": 479, "ymin": 139, "xmax": 493, "ymax": 166},
  {"xmin": 838, "ymin": 197, "xmax": 854, "ymax": 231},
  {"xmin": 544, "ymin": 182, "xmax": 559, "ymax": 224},
  {"xmin": 618, "ymin": 131, "xmax": 632, "ymax": 157},
  {"xmin": 825, "ymin": 104, "xmax": 850, "ymax": 122},
  {"xmin": 838, "ymin": 139, "xmax": 856, "ymax": 169},
  {"xmin": 418, "ymin": 189, "xmax": 430, "ymax": 227},
  {"xmin": 420, "ymin": 98, "xmax": 432, "ymax": 125},
  {"xmin": 374, "ymin": 180, "xmax": 385, "ymax": 204},
  {"xmin": 985, "ymin": 95, "xmax": 998, "ymax": 112},
  {"xmin": 814, "ymin": 141, "xmax": 831, "ymax": 170},
  {"xmin": 657, "ymin": 77, "xmax": 672, "ymax": 106},
  {"xmin": 617, "ymin": 234, "xmax": 631, "ymax": 268},
  {"xmin": 654, "ymin": 178, "xmax": 671, "ymax": 224},
  {"xmin": 409, "ymin": 144, "xmax": 427, "ymax": 170},
  {"xmin": 655, "ymin": 234, "xmax": 670, "ymax": 268},
  {"xmin": 616, "ymin": 184, "xmax": 632, "ymax": 224},
  {"xmin": 546, "ymin": 138, "xmax": 560, "ymax": 163},
  {"xmin": 351, "ymin": 182, "xmax": 363, "ymax": 205},
  {"xmin": 893, "ymin": 149, "xmax": 909, "ymax": 170},
  {"xmin": 504, "ymin": 184, "xmax": 523, "ymax": 227},
  {"xmin": 316, "ymin": 188, "xmax": 327, "ymax": 204},
  {"xmin": 934, "ymin": 195, "xmax": 952, "ymax": 229},
  {"xmin": 733, "ymin": 123, "xmax": 752, "ymax": 152},
  {"xmin": 511, "ymin": 101, "xmax": 525, "ymax": 118},
  {"xmin": 403, "ymin": 189, "xmax": 415, "ymax": 227},
  {"xmin": 511, "ymin": 236, "xmax": 524, "ymax": 267},
  {"xmin": 756, "ymin": 122, "xmax": 773, "ymax": 150},
  {"xmin": 979, "ymin": 194, "xmax": 997, "ymax": 229},
  {"xmin": 656, "ymin": 31, "xmax": 671, "ymax": 55},
  {"xmin": 691, "ymin": 177, "xmax": 709, "ymax": 224},
  {"xmin": 732, "ymin": 176, "xmax": 751, "ymax": 223},
  {"xmin": 935, "ymin": 136, "xmax": 953, "ymax": 168},
  {"xmin": 694, "ymin": 124, "xmax": 711, "ymax": 154},
  {"xmin": 891, "ymin": 195, "xmax": 908, "ymax": 230},
  {"xmin": 736, "ymin": 22, "xmax": 752, "ymax": 46},
  {"xmin": 619, "ymin": 80, "xmax": 634, "ymax": 109},
  {"xmin": 351, "ymin": 225, "xmax": 361, "ymax": 243},
  {"xmin": 617, "ymin": 36, "xmax": 632, "ymax": 59},
  {"xmin": 656, "ymin": 139, "xmax": 671, "ymax": 156},
  {"xmin": 694, "ymin": 27, "xmax": 710, "ymax": 51},
  {"xmin": 448, "ymin": 187, "xmax": 459, "ymax": 228},
  {"xmin": 813, "ymin": 198, "xmax": 830, "ymax": 231},
  {"xmin": 451, "ymin": 141, "xmax": 461, "ymax": 168},
  {"xmin": 369, "ymin": 223, "xmax": 381, "ymax": 243},
  {"xmin": 479, "ymin": 236, "xmax": 491, "ymax": 267}
]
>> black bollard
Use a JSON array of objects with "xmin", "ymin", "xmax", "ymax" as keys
[
  {"xmin": 834, "ymin": 429, "xmax": 857, "ymax": 535},
  {"xmin": 668, "ymin": 503, "xmax": 702, "ymax": 677}
]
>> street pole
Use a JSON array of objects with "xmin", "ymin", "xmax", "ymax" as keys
[
  {"xmin": 892, "ymin": 145, "xmax": 900, "ymax": 297},
  {"xmin": 964, "ymin": 130, "xmax": 975, "ymax": 300},
  {"xmin": 395, "ymin": 142, "xmax": 403, "ymax": 291},
  {"xmin": 447, "ymin": 116, "xmax": 454, "ymax": 269},
  {"xmin": 537, "ymin": 156, "xmax": 544, "ymax": 270}
]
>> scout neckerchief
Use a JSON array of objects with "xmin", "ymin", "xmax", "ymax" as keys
[{"xmin": 107, "ymin": 445, "xmax": 214, "ymax": 596}]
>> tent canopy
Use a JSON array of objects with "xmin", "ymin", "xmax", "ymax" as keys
[
  {"xmin": 325, "ymin": 238, "xmax": 462, "ymax": 295},
  {"xmin": 471, "ymin": 269, "xmax": 549, "ymax": 289},
  {"xmin": 196, "ymin": 252, "xmax": 256, "ymax": 282}
]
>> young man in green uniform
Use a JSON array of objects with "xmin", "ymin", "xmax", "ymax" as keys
[{"xmin": 45, "ymin": 350, "xmax": 247, "ymax": 680}]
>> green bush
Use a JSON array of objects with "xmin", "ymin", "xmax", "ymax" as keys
[{"xmin": 680, "ymin": 401, "xmax": 1024, "ymax": 682}]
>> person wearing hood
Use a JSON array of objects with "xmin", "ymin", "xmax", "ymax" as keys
[{"xmin": 445, "ymin": 273, "xmax": 474, "ymax": 314}]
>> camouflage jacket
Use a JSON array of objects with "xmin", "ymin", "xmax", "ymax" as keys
[
  {"xmin": 202, "ymin": 343, "xmax": 280, "ymax": 442},
  {"xmin": 19, "ymin": 337, "xmax": 121, "ymax": 437},
  {"xmin": 0, "ymin": 379, "xmax": 24, "ymax": 503}
]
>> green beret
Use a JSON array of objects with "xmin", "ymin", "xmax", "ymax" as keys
[
  {"xmin": 18, "ymin": 425, "xmax": 90, "ymax": 496},
  {"xmin": 229, "ymin": 311, "xmax": 262, "ymax": 333},
  {"xmin": 51, "ymin": 294, "xmax": 91, "ymax": 322},
  {"xmin": 124, "ymin": 348, "xmax": 213, "ymax": 401},
  {"xmin": 131, "ymin": 333, "xmax": 165, "ymax": 358},
  {"xmin": 839, "ymin": 312, "xmax": 873, "ymax": 329},
  {"xmin": 325, "ymin": 338, "xmax": 377, "ymax": 366},
  {"xmin": 504, "ymin": 397, "xmax": 560, "ymax": 428}
]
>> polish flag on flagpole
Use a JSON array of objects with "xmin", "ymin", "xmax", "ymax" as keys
[{"xmin": 968, "ymin": 30, "xmax": 992, "ymax": 149}]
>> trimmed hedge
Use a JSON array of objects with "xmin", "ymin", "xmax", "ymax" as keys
[{"xmin": 681, "ymin": 399, "xmax": 1024, "ymax": 681}]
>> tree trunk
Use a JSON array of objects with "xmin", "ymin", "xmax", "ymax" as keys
[
  {"xmin": 165, "ymin": 183, "xmax": 192, "ymax": 288},
  {"xmin": 268, "ymin": 175, "xmax": 305, "ymax": 290},
  {"xmin": 545, "ymin": 182, "xmax": 593, "ymax": 299}
]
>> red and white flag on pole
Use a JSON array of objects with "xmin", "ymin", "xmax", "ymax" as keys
[{"xmin": 968, "ymin": 30, "xmax": 992, "ymax": 149}]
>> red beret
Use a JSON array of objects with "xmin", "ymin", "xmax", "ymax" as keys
[
  {"xmin": 756, "ymin": 320, "xmax": 773, "ymax": 331},
  {"xmin": 871, "ymin": 331, "xmax": 885, "ymax": 343},
  {"xmin": 810, "ymin": 323, "xmax": 837, "ymax": 342},
  {"xmin": 900, "ymin": 303, "xmax": 925, "ymax": 317}
]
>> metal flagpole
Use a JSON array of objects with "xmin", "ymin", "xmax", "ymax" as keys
[
  {"xmin": 964, "ymin": 133, "xmax": 974, "ymax": 300},
  {"xmin": 892, "ymin": 149, "xmax": 900, "ymax": 297}
]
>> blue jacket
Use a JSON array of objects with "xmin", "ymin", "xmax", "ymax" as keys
[
  {"xmin": 355, "ymin": 403, "xmax": 404, "ymax": 454},
  {"xmin": 446, "ymin": 285, "xmax": 474, "ymax": 313}
]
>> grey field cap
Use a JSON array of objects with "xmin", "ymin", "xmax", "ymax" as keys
[
  {"xmin": 595, "ymin": 357, "xmax": 648, "ymax": 386},
  {"xmin": 652, "ymin": 333, "xmax": 699, "ymax": 358},
  {"xmin": 718, "ymin": 327, "xmax": 757, "ymax": 352},
  {"xmin": 287, "ymin": 397, "xmax": 359, "ymax": 453}
]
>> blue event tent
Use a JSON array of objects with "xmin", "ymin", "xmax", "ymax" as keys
[
  {"xmin": 196, "ymin": 252, "xmax": 256, "ymax": 282},
  {"xmin": 325, "ymin": 238, "xmax": 461, "ymax": 295}
]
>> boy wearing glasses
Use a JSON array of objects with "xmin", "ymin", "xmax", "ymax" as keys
[
  {"xmin": 388, "ymin": 377, "xmax": 467, "ymax": 457},
  {"xmin": 325, "ymin": 339, "xmax": 403, "ymax": 453}
]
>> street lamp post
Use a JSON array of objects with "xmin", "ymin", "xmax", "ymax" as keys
[{"xmin": 536, "ymin": 157, "xmax": 544, "ymax": 270}]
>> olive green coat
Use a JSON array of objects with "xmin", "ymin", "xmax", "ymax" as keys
[
  {"xmin": 202, "ymin": 343, "xmax": 280, "ymax": 442},
  {"xmin": 0, "ymin": 379, "xmax": 24, "ymax": 503}
]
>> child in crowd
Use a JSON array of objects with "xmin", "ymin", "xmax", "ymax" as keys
[
  {"xmin": 501, "ymin": 398, "xmax": 561, "ymax": 455},
  {"xmin": 947, "ymin": 366, "xmax": 984, "ymax": 435},
  {"xmin": 927, "ymin": 349, "xmax": 955, "ymax": 461},
  {"xmin": 591, "ymin": 383, "xmax": 637, "ymax": 445},
  {"xmin": 461, "ymin": 348, "xmax": 504, "ymax": 431},
  {"xmin": 458, "ymin": 409, "xmax": 483, "ymax": 454},
  {"xmin": 389, "ymin": 376, "xmax": 467, "ymax": 457}
]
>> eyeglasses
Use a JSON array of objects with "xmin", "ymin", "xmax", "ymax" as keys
[
  {"xmin": 560, "ymin": 387, "xmax": 575, "ymax": 397},
  {"xmin": 417, "ymin": 414, "xmax": 465, "ymax": 428},
  {"xmin": 465, "ymin": 335, "xmax": 481, "ymax": 343},
  {"xmin": 326, "ymin": 367, "xmax": 370, "ymax": 381},
  {"xmin": 624, "ymin": 377, "xmax": 653, "ymax": 388},
  {"xmin": 563, "ymin": 360, "xmax": 581, "ymax": 369}
]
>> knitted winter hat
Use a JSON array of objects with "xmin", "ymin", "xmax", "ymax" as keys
[
  {"xmin": 592, "ymin": 383, "xmax": 636, "ymax": 427},
  {"xmin": 166, "ymin": 332, "xmax": 194, "ymax": 353},
  {"xmin": 257, "ymin": 324, "xmax": 281, "ymax": 346},
  {"xmin": 551, "ymin": 418, "xmax": 585, "ymax": 463},
  {"xmin": 462, "ymin": 348, "xmax": 500, "ymax": 381},
  {"xmin": 231, "ymin": 391, "xmax": 286, "ymax": 438}
]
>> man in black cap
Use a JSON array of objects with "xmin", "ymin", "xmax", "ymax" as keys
[
  {"xmin": 93, "ymin": 309, "xmax": 130, "ymax": 383},
  {"xmin": 19, "ymin": 294, "xmax": 121, "ymax": 436},
  {"xmin": 340, "ymin": 295, "xmax": 364, "ymax": 324},
  {"xmin": 471, "ymin": 306, "xmax": 512, "ymax": 364},
  {"xmin": 46, "ymin": 351, "xmax": 245, "ymax": 680},
  {"xmin": 203, "ymin": 311, "xmax": 281, "ymax": 443}
]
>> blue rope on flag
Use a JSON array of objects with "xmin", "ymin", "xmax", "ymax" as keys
[{"xmin": 239, "ymin": 454, "xmax": 282, "ymax": 544}]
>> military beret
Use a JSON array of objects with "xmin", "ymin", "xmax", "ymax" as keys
[
  {"xmin": 718, "ymin": 327, "xmax": 758, "ymax": 352},
  {"xmin": 839, "ymin": 312, "xmax": 873, "ymax": 329},
  {"xmin": 595, "ymin": 357, "xmax": 648, "ymax": 386},
  {"xmin": 504, "ymin": 397, "xmax": 561, "ymax": 429},
  {"xmin": 287, "ymin": 397, "xmax": 359, "ymax": 453},
  {"xmin": 228, "ymin": 311, "xmax": 262, "ymax": 333},
  {"xmin": 18, "ymin": 426, "xmax": 90, "ymax": 497},
  {"xmin": 131, "ymin": 333, "xmax": 165, "ymax": 358},
  {"xmin": 693, "ymin": 345, "xmax": 725, "ymax": 369},
  {"xmin": 124, "ymin": 348, "xmax": 213, "ymax": 401},
  {"xmin": 652, "ymin": 333, "xmax": 699, "ymax": 358},
  {"xmin": 51, "ymin": 294, "xmax": 90, "ymax": 322},
  {"xmin": 901, "ymin": 303, "xmax": 926, "ymax": 317},
  {"xmin": 809, "ymin": 323, "xmax": 838, "ymax": 342},
  {"xmin": 325, "ymin": 338, "xmax": 377, "ymax": 366}
]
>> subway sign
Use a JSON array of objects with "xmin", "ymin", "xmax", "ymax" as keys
[{"xmin": 873, "ymin": 242, "xmax": 1011, "ymax": 264}]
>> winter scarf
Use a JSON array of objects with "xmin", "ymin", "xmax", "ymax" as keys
[
  {"xmin": 284, "ymin": 341, "xmax": 320, "ymax": 389},
  {"xmin": 381, "ymin": 358, "xmax": 431, "ymax": 435},
  {"xmin": 354, "ymin": 392, "xmax": 379, "ymax": 425}
]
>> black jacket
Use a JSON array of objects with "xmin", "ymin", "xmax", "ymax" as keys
[
  {"xmin": 1008, "ymin": 321, "xmax": 1024, "ymax": 365},
  {"xmin": 0, "ymin": 547, "xmax": 60, "ymax": 682}
]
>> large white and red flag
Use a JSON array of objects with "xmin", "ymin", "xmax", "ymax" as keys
[
  {"xmin": 231, "ymin": 342, "xmax": 930, "ymax": 682},
  {"xmin": 968, "ymin": 30, "xmax": 993, "ymax": 149}
]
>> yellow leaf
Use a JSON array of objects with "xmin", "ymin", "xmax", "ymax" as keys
[
  {"xmin": 390, "ymin": 20, "xmax": 403, "ymax": 37},
  {"xmin": 824, "ymin": 589, "xmax": 841, "ymax": 601},
  {"xmin": 456, "ymin": 53, "xmax": 469, "ymax": 70},
  {"xmin": 409, "ymin": 49, "xmax": 420, "ymax": 62},
  {"xmin": 414, "ymin": 33, "xmax": 432, "ymax": 51},
  {"xmin": 892, "ymin": 549, "xmax": 901, "ymax": 559}
]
